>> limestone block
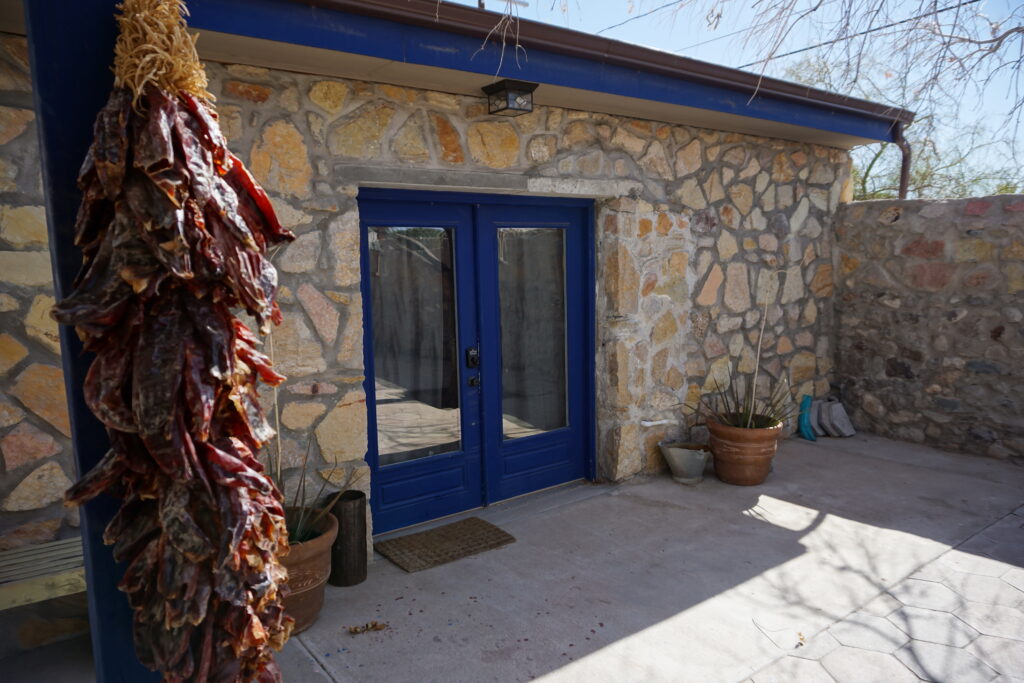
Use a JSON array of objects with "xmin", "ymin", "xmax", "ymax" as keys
[
  {"xmin": 281, "ymin": 401, "xmax": 328, "ymax": 430},
  {"xmin": 728, "ymin": 184, "xmax": 753, "ymax": 215},
  {"xmin": 329, "ymin": 104, "xmax": 396, "ymax": 159},
  {"xmin": 0, "ymin": 333, "xmax": 28, "ymax": 374},
  {"xmin": 756, "ymin": 269, "xmax": 780, "ymax": 305},
  {"xmin": 308, "ymin": 80, "xmax": 350, "ymax": 115},
  {"xmin": 696, "ymin": 264, "xmax": 724, "ymax": 306},
  {"xmin": 296, "ymin": 284, "xmax": 339, "ymax": 345},
  {"xmin": 315, "ymin": 390, "xmax": 368, "ymax": 463},
  {"xmin": 328, "ymin": 213, "xmax": 360, "ymax": 287},
  {"xmin": 467, "ymin": 121, "xmax": 520, "ymax": 169},
  {"xmin": 640, "ymin": 142, "xmax": 672, "ymax": 179},
  {"xmin": 610, "ymin": 127, "xmax": 647, "ymax": 156},
  {"xmin": 269, "ymin": 315, "xmax": 326, "ymax": 377},
  {"xmin": 703, "ymin": 355, "xmax": 732, "ymax": 392},
  {"xmin": 780, "ymin": 265, "xmax": 805, "ymax": 304},
  {"xmin": 0, "ymin": 398, "xmax": 24, "ymax": 428},
  {"xmin": 24, "ymin": 294, "xmax": 60, "ymax": 354},
  {"xmin": 717, "ymin": 231, "xmax": 738, "ymax": 260},
  {"xmin": 250, "ymin": 120, "xmax": 311, "ymax": 198},
  {"xmin": 278, "ymin": 231, "xmax": 321, "ymax": 273},
  {"xmin": 723, "ymin": 263, "xmax": 751, "ymax": 312},
  {"xmin": 223, "ymin": 81, "xmax": 272, "ymax": 103},
  {"xmin": 336, "ymin": 296, "xmax": 364, "ymax": 369},
  {"xmin": 789, "ymin": 351, "xmax": 817, "ymax": 384},
  {"xmin": 603, "ymin": 243, "xmax": 639, "ymax": 315},
  {"xmin": 1, "ymin": 421, "xmax": 61, "ymax": 470},
  {"xmin": 392, "ymin": 115, "xmax": 430, "ymax": 162},
  {"xmin": 0, "ymin": 205, "xmax": 47, "ymax": 247},
  {"xmin": 11, "ymin": 364, "xmax": 70, "ymax": 436},
  {"xmin": 0, "ymin": 293, "xmax": 17, "ymax": 312},
  {"xmin": 430, "ymin": 113, "xmax": 465, "ymax": 163},
  {"xmin": 1, "ymin": 461, "xmax": 72, "ymax": 511},
  {"xmin": 675, "ymin": 178, "xmax": 707, "ymax": 210},
  {"xmin": 0, "ymin": 106, "xmax": 33, "ymax": 145},
  {"xmin": 0, "ymin": 251, "xmax": 52, "ymax": 287},
  {"xmin": 809, "ymin": 263, "xmax": 834, "ymax": 298}
]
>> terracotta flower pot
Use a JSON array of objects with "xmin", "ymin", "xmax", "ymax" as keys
[
  {"xmin": 707, "ymin": 417, "xmax": 784, "ymax": 486},
  {"xmin": 282, "ymin": 509, "xmax": 338, "ymax": 634}
]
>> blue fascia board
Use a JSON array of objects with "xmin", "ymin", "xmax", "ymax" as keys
[{"xmin": 184, "ymin": 0, "xmax": 897, "ymax": 143}]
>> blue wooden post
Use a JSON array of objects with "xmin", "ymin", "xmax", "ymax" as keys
[{"xmin": 22, "ymin": 1, "xmax": 159, "ymax": 680}]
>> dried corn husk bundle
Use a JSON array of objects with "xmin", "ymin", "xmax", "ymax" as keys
[{"xmin": 55, "ymin": 1, "xmax": 295, "ymax": 680}]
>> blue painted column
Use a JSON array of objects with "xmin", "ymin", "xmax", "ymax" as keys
[{"xmin": 22, "ymin": 1, "xmax": 159, "ymax": 680}]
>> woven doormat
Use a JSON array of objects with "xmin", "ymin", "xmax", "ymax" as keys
[{"xmin": 375, "ymin": 517, "xmax": 515, "ymax": 572}]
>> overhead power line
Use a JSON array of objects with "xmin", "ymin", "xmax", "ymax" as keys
[
  {"xmin": 596, "ymin": 0, "xmax": 680, "ymax": 35},
  {"xmin": 738, "ymin": 0, "xmax": 982, "ymax": 69}
]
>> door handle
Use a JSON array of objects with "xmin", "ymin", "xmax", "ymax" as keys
[{"xmin": 466, "ymin": 346, "xmax": 480, "ymax": 368}]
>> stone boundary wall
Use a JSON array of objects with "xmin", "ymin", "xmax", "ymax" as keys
[{"xmin": 834, "ymin": 196, "xmax": 1024, "ymax": 458}]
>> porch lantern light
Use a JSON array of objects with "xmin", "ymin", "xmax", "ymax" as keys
[{"xmin": 482, "ymin": 79, "xmax": 538, "ymax": 116}]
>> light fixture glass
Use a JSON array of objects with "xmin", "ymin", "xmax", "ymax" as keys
[{"xmin": 481, "ymin": 79, "xmax": 538, "ymax": 117}]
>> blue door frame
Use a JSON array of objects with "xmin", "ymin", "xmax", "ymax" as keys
[{"xmin": 359, "ymin": 190, "xmax": 596, "ymax": 533}]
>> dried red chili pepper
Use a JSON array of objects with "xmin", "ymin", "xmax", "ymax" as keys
[{"xmin": 56, "ymin": 81, "xmax": 295, "ymax": 682}]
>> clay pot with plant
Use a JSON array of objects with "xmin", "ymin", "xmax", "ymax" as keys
[{"xmin": 695, "ymin": 290, "xmax": 798, "ymax": 486}]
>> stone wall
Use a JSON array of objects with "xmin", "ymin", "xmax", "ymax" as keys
[
  {"xmin": 205, "ymin": 61, "xmax": 851, "ymax": 487},
  {"xmin": 834, "ymin": 196, "xmax": 1024, "ymax": 458},
  {"xmin": 0, "ymin": 32, "xmax": 85, "ymax": 657}
]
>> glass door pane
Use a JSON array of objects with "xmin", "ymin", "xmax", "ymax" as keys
[
  {"xmin": 368, "ymin": 226, "xmax": 460, "ymax": 465},
  {"xmin": 497, "ymin": 228, "xmax": 567, "ymax": 439}
]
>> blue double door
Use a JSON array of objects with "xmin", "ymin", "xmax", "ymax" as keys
[{"xmin": 359, "ymin": 190, "xmax": 593, "ymax": 533}]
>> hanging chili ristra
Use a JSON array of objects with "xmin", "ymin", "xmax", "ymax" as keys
[{"xmin": 55, "ymin": 1, "xmax": 295, "ymax": 680}]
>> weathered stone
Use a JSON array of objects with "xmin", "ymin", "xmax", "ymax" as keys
[
  {"xmin": 287, "ymin": 381, "xmax": 339, "ymax": 396},
  {"xmin": 281, "ymin": 401, "xmax": 328, "ymax": 430},
  {"xmin": 703, "ymin": 171, "xmax": 725, "ymax": 203},
  {"xmin": 24, "ymin": 295, "xmax": 60, "ymax": 354},
  {"xmin": 610, "ymin": 127, "xmax": 647, "ymax": 156},
  {"xmin": 562, "ymin": 121, "xmax": 594, "ymax": 148},
  {"xmin": 0, "ymin": 251, "xmax": 52, "ymax": 286},
  {"xmin": 780, "ymin": 266, "xmax": 804, "ymax": 304},
  {"xmin": 717, "ymin": 231, "xmax": 738, "ymax": 260},
  {"xmin": 789, "ymin": 351, "xmax": 817, "ymax": 384},
  {"xmin": 907, "ymin": 262, "xmax": 956, "ymax": 291},
  {"xmin": 651, "ymin": 312, "xmax": 679, "ymax": 346},
  {"xmin": 278, "ymin": 231, "xmax": 321, "ymax": 273},
  {"xmin": 0, "ymin": 106, "xmax": 33, "ymax": 145},
  {"xmin": 0, "ymin": 398, "xmax": 24, "ymax": 428},
  {"xmin": 378, "ymin": 84, "xmax": 417, "ymax": 103},
  {"xmin": 0, "ymin": 332, "xmax": 28, "ymax": 374},
  {"xmin": 809, "ymin": 264, "xmax": 834, "ymax": 298},
  {"xmin": 604, "ymin": 243, "xmax": 639, "ymax": 314},
  {"xmin": 1, "ymin": 421, "xmax": 61, "ymax": 470},
  {"xmin": 776, "ymin": 336, "xmax": 794, "ymax": 354},
  {"xmin": 269, "ymin": 315, "xmax": 326, "ymax": 377},
  {"xmin": 250, "ymin": 120, "xmax": 311, "ymax": 198},
  {"xmin": 11, "ymin": 364, "xmax": 70, "ymax": 436},
  {"xmin": 703, "ymin": 355, "xmax": 733, "ymax": 392},
  {"xmin": 337, "ymin": 296, "xmax": 363, "ymax": 368},
  {"xmin": 697, "ymin": 264, "xmax": 724, "ymax": 306},
  {"xmin": 527, "ymin": 135, "xmax": 557, "ymax": 164},
  {"xmin": 1, "ymin": 461, "xmax": 72, "ymax": 511},
  {"xmin": 425, "ymin": 91, "xmax": 460, "ymax": 110},
  {"xmin": 329, "ymin": 104, "xmax": 396, "ymax": 159},
  {"xmin": 756, "ymin": 269, "xmax": 780, "ymax": 304},
  {"xmin": 297, "ymin": 284, "xmax": 339, "ymax": 345},
  {"xmin": 308, "ymin": 80, "xmax": 350, "ymax": 114},
  {"xmin": 640, "ymin": 142, "xmax": 672, "ymax": 179},
  {"xmin": 392, "ymin": 115, "xmax": 430, "ymax": 162},
  {"xmin": 328, "ymin": 213, "xmax": 360, "ymax": 287},
  {"xmin": 315, "ymin": 390, "xmax": 368, "ymax": 463},
  {"xmin": 0, "ymin": 205, "xmax": 47, "ymax": 247},
  {"xmin": 729, "ymin": 184, "xmax": 753, "ymax": 216},
  {"xmin": 0, "ymin": 293, "xmax": 17, "ymax": 312},
  {"xmin": 430, "ymin": 113, "xmax": 465, "ymax": 163},
  {"xmin": 675, "ymin": 139, "xmax": 702, "ymax": 177},
  {"xmin": 223, "ymin": 81, "xmax": 272, "ymax": 103},
  {"xmin": 268, "ymin": 198, "xmax": 312, "ymax": 230},
  {"xmin": 467, "ymin": 121, "xmax": 519, "ymax": 169},
  {"xmin": 723, "ymin": 263, "xmax": 751, "ymax": 312},
  {"xmin": 675, "ymin": 178, "xmax": 707, "ymax": 209},
  {"xmin": 955, "ymin": 238, "xmax": 995, "ymax": 262}
]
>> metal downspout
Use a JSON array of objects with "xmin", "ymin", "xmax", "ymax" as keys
[{"xmin": 895, "ymin": 121, "xmax": 912, "ymax": 199}]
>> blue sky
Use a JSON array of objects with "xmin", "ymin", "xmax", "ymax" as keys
[{"xmin": 448, "ymin": 0, "xmax": 1020, "ymax": 153}]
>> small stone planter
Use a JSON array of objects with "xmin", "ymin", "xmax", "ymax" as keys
[{"xmin": 658, "ymin": 441, "xmax": 710, "ymax": 485}]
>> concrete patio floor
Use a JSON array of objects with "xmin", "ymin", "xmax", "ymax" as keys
[{"xmin": 6, "ymin": 433, "xmax": 1024, "ymax": 682}]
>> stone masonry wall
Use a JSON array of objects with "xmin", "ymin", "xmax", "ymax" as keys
[
  {"xmin": 834, "ymin": 196, "xmax": 1024, "ymax": 459},
  {"xmin": 0, "ymin": 32, "xmax": 86, "ymax": 657},
  {"xmin": 204, "ymin": 61, "xmax": 852, "ymax": 489}
]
